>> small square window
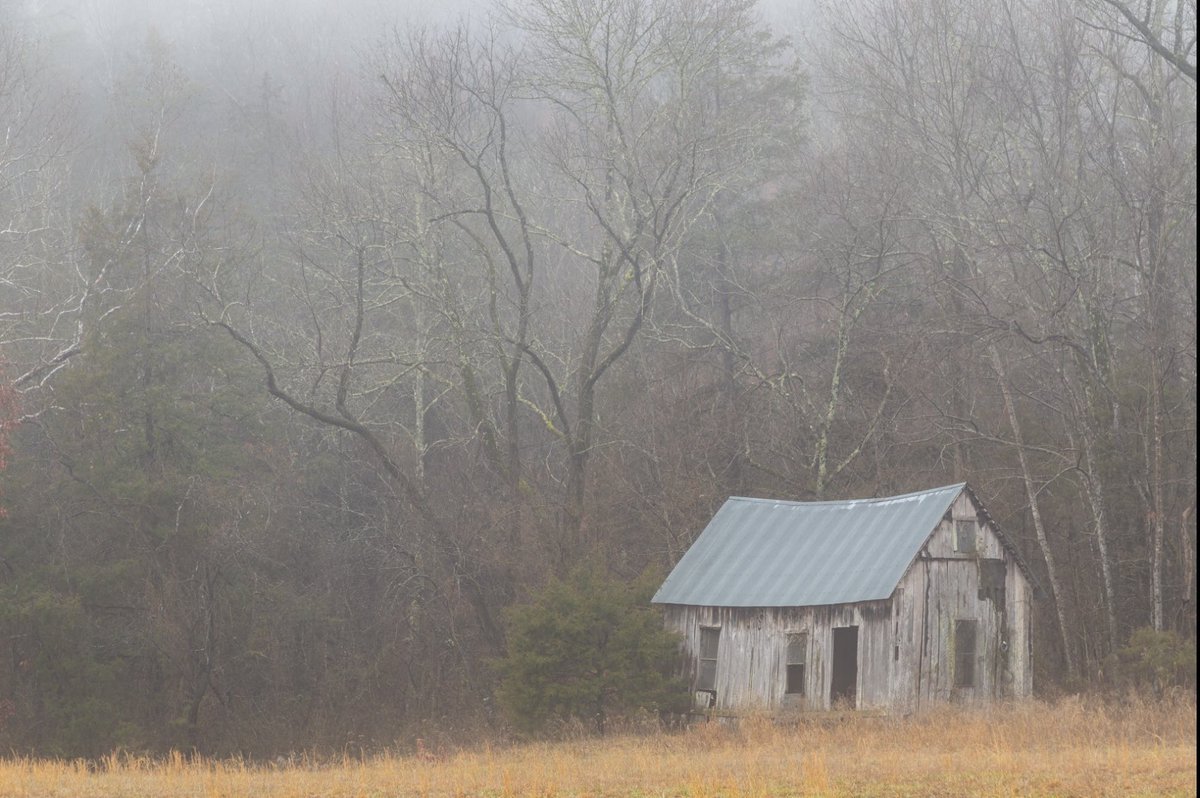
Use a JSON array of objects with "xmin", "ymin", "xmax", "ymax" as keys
[
  {"xmin": 785, "ymin": 632, "xmax": 807, "ymax": 695},
  {"xmin": 955, "ymin": 519, "xmax": 977, "ymax": 554}
]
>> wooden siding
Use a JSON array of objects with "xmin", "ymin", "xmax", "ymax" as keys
[
  {"xmin": 890, "ymin": 487, "xmax": 1033, "ymax": 708},
  {"xmin": 926, "ymin": 491, "xmax": 1006, "ymax": 559},
  {"xmin": 663, "ymin": 488, "xmax": 1033, "ymax": 713},
  {"xmin": 662, "ymin": 601, "xmax": 895, "ymax": 712}
]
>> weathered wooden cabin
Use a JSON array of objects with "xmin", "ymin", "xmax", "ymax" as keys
[{"xmin": 652, "ymin": 483, "xmax": 1034, "ymax": 713}]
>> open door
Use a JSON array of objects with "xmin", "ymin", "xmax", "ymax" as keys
[{"xmin": 831, "ymin": 625, "xmax": 859, "ymax": 708}]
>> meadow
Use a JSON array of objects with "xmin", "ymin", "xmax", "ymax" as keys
[{"xmin": 0, "ymin": 695, "xmax": 1194, "ymax": 797}]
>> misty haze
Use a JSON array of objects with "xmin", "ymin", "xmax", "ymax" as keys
[{"xmin": 0, "ymin": 0, "xmax": 1194, "ymax": 795}]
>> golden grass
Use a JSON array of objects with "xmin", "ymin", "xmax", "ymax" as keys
[{"xmin": 0, "ymin": 696, "xmax": 1194, "ymax": 797}]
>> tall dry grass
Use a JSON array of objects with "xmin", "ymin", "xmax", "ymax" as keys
[{"xmin": 0, "ymin": 694, "xmax": 1194, "ymax": 797}]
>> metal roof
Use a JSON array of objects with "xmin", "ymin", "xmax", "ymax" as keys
[{"xmin": 652, "ymin": 483, "xmax": 966, "ymax": 608}]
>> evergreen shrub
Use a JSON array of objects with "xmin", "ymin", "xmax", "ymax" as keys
[{"xmin": 495, "ymin": 566, "xmax": 687, "ymax": 735}]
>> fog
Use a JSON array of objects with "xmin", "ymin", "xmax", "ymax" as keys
[{"xmin": 0, "ymin": 0, "xmax": 1194, "ymax": 758}]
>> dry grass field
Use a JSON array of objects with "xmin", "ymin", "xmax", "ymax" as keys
[{"xmin": 0, "ymin": 696, "xmax": 1194, "ymax": 797}]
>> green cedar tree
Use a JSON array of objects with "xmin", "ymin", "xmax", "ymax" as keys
[{"xmin": 495, "ymin": 566, "xmax": 687, "ymax": 735}]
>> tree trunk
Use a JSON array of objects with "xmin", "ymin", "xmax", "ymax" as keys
[
  {"xmin": 990, "ymin": 344, "xmax": 1078, "ymax": 682},
  {"xmin": 1077, "ymin": 412, "xmax": 1120, "ymax": 656}
]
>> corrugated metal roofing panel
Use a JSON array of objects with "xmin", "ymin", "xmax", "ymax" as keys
[{"xmin": 652, "ymin": 484, "xmax": 965, "ymax": 607}]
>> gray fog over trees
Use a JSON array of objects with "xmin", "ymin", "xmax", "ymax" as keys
[{"xmin": 0, "ymin": 0, "xmax": 1194, "ymax": 756}]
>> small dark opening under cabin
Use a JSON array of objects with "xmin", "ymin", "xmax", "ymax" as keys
[{"xmin": 831, "ymin": 625, "xmax": 858, "ymax": 707}]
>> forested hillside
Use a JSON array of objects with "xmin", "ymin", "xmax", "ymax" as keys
[{"xmin": 0, "ymin": 0, "xmax": 1194, "ymax": 757}]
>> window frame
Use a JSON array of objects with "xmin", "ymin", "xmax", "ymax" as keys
[
  {"xmin": 697, "ymin": 626, "xmax": 720, "ymax": 692},
  {"xmin": 954, "ymin": 518, "xmax": 978, "ymax": 554},
  {"xmin": 784, "ymin": 631, "xmax": 808, "ymax": 695}
]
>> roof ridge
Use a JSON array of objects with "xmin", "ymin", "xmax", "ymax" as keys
[{"xmin": 726, "ymin": 483, "xmax": 966, "ymax": 508}]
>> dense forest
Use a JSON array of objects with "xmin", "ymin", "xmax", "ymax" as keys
[{"xmin": 0, "ymin": 0, "xmax": 1194, "ymax": 757}]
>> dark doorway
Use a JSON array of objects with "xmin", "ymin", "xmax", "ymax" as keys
[{"xmin": 831, "ymin": 626, "xmax": 859, "ymax": 708}]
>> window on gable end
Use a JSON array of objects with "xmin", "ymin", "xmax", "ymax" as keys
[{"xmin": 955, "ymin": 519, "xmax": 978, "ymax": 554}]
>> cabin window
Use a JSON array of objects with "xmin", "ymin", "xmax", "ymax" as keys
[
  {"xmin": 954, "ymin": 519, "xmax": 978, "ymax": 554},
  {"xmin": 954, "ymin": 620, "xmax": 977, "ymax": 688},
  {"xmin": 785, "ymin": 632, "xmax": 808, "ymax": 695},
  {"xmin": 698, "ymin": 626, "xmax": 720, "ymax": 691}
]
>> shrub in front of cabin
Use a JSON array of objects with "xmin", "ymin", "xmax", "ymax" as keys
[{"xmin": 494, "ymin": 566, "xmax": 687, "ymax": 735}]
